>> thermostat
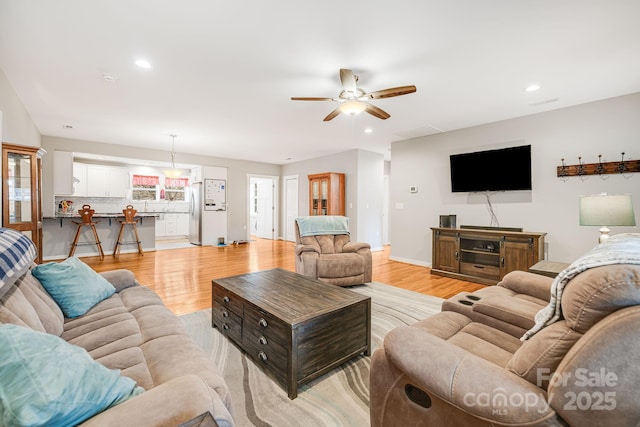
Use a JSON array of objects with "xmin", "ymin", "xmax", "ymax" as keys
[{"xmin": 409, "ymin": 186, "xmax": 418, "ymax": 193}]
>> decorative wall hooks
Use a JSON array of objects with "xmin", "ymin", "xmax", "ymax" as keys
[{"xmin": 557, "ymin": 152, "xmax": 639, "ymax": 179}]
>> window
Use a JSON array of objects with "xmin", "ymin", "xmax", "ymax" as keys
[
  {"xmin": 164, "ymin": 177, "xmax": 189, "ymax": 201},
  {"xmin": 132, "ymin": 175, "xmax": 159, "ymax": 200}
]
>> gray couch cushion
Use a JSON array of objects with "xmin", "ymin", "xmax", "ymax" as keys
[
  {"xmin": 0, "ymin": 271, "xmax": 64, "ymax": 336},
  {"xmin": 61, "ymin": 285, "xmax": 231, "ymax": 407}
]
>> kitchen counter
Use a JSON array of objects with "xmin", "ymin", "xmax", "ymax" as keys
[
  {"xmin": 42, "ymin": 215, "xmax": 157, "ymax": 261},
  {"xmin": 47, "ymin": 212, "xmax": 161, "ymax": 219}
]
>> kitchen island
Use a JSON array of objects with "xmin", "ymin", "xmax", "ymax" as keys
[{"xmin": 42, "ymin": 213, "xmax": 158, "ymax": 261}]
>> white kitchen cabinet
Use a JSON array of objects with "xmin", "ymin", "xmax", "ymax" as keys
[
  {"xmin": 165, "ymin": 214, "xmax": 179, "ymax": 236},
  {"xmin": 155, "ymin": 214, "xmax": 166, "ymax": 238},
  {"xmin": 72, "ymin": 163, "xmax": 88, "ymax": 196},
  {"xmin": 155, "ymin": 213, "xmax": 189, "ymax": 238},
  {"xmin": 177, "ymin": 213, "xmax": 189, "ymax": 236},
  {"xmin": 53, "ymin": 151, "xmax": 74, "ymax": 195},
  {"xmin": 85, "ymin": 165, "xmax": 130, "ymax": 197},
  {"xmin": 108, "ymin": 168, "xmax": 130, "ymax": 198}
]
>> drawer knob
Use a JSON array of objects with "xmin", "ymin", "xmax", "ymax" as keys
[
  {"xmin": 222, "ymin": 310, "xmax": 229, "ymax": 318},
  {"xmin": 222, "ymin": 324, "xmax": 229, "ymax": 330},
  {"xmin": 258, "ymin": 336, "xmax": 268, "ymax": 345},
  {"xmin": 258, "ymin": 351, "xmax": 268, "ymax": 362},
  {"xmin": 258, "ymin": 318, "xmax": 268, "ymax": 328},
  {"xmin": 223, "ymin": 296, "xmax": 230, "ymax": 303}
]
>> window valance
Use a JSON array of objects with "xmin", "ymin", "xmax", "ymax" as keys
[
  {"xmin": 165, "ymin": 177, "xmax": 189, "ymax": 187},
  {"xmin": 132, "ymin": 175, "xmax": 159, "ymax": 186}
]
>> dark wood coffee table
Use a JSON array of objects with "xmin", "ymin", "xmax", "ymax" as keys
[{"xmin": 211, "ymin": 268, "xmax": 371, "ymax": 399}]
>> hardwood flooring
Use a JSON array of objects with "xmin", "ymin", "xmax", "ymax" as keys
[{"xmin": 82, "ymin": 238, "xmax": 485, "ymax": 315}]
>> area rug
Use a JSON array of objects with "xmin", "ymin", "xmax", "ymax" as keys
[{"xmin": 180, "ymin": 282, "xmax": 443, "ymax": 427}]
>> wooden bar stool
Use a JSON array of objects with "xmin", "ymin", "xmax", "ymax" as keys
[
  {"xmin": 69, "ymin": 204, "xmax": 105, "ymax": 260},
  {"xmin": 113, "ymin": 205, "xmax": 144, "ymax": 257}
]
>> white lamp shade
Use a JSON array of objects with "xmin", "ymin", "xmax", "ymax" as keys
[
  {"xmin": 579, "ymin": 194, "xmax": 636, "ymax": 226},
  {"xmin": 163, "ymin": 169, "xmax": 182, "ymax": 178},
  {"xmin": 338, "ymin": 100, "xmax": 367, "ymax": 115}
]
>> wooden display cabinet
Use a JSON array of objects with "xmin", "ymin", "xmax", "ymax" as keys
[
  {"xmin": 308, "ymin": 172, "xmax": 345, "ymax": 216},
  {"xmin": 431, "ymin": 227, "xmax": 546, "ymax": 285},
  {"xmin": 2, "ymin": 143, "xmax": 45, "ymax": 263}
]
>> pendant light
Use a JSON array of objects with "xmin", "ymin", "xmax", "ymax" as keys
[{"xmin": 164, "ymin": 134, "xmax": 182, "ymax": 178}]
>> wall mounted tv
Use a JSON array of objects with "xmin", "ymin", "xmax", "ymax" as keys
[{"xmin": 450, "ymin": 145, "xmax": 532, "ymax": 192}]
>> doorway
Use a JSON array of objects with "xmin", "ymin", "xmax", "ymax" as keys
[{"xmin": 248, "ymin": 175, "xmax": 278, "ymax": 241}]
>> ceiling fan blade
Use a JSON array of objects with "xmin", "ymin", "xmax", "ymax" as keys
[
  {"xmin": 365, "ymin": 85, "xmax": 417, "ymax": 99},
  {"xmin": 339, "ymin": 69, "xmax": 357, "ymax": 93},
  {"xmin": 323, "ymin": 107, "xmax": 342, "ymax": 122},
  {"xmin": 365, "ymin": 104, "xmax": 390, "ymax": 120},
  {"xmin": 291, "ymin": 97, "xmax": 334, "ymax": 101}
]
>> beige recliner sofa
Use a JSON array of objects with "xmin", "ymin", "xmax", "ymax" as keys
[
  {"xmin": 371, "ymin": 233, "xmax": 640, "ymax": 426},
  {"xmin": 294, "ymin": 216, "xmax": 372, "ymax": 286},
  {"xmin": 0, "ymin": 228, "xmax": 234, "ymax": 426}
]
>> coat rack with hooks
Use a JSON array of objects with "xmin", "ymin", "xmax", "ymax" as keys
[{"xmin": 556, "ymin": 152, "xmax": 639, "ymax": 178}]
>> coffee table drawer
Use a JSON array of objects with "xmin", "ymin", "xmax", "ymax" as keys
[
  {"xmin": 243, "ymin": 326, "xmax": 288, "ymax": 362},
  {"xmin": 212, "ymin": 302, "xmax": 242, "ymax": 343},
  {"xmin": 243, "ymin": 335, "xmax": 288, "ymax": 385},
  {"xmin": 212, "ymin": 282, "xmax": 243, "ymax": 316},
  {"xmin": 243, "ymin": 302, "xmax": 289, "ymax": 346}
]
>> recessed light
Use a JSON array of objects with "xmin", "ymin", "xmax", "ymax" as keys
[
  {"xmin": 525, "ymin": 84, "xmax": 541, "ymax": 92},
  {"xmin": 135, "ymin": 59, "xmax": 152, "ymax": 69},
  {"xmin": 364, "ymin": 128, "xmax": 373, "ymax": 134}
]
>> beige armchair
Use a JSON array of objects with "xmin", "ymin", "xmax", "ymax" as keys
[
  {"xmin": 294, "ymin": 216, "xmax": 372, "ymax": 286},
  {"xmin": 371, "ymin": 233, "xmax": 640, "ymax": 426}
]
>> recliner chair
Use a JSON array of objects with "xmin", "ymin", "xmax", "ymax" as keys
[
  {"xmin": 294, "ymin": 216, "xmax": 372, "ymax": 286},
  {"xmin": 370, "ymin": 233, "xmax": 640, "ymax": 426}
]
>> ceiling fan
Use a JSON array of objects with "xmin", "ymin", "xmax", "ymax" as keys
[{"xmin": 291, "ymin": 68, "xmax": 417, "ymax": 121}]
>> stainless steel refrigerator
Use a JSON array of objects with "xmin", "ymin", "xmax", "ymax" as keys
[{"xmin": 189, "ymin": 182, "xmax": 202, "ymax": 245}]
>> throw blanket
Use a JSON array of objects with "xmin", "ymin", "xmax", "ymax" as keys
[
  {"xmin": 0, "ymin": 228, "xmax": 38, "ymax": 298},
  {"xmin": 521, "ymin": 233, "xmax": 640, "ymax": 341},
  {"xmin": 296, "ymin": 216, "xmax": 350, "ymax": 237}
]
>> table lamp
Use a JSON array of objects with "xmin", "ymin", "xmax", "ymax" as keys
[{"xmin": 579, "ymin": 193, "xmax": 636, "ymax": 243}]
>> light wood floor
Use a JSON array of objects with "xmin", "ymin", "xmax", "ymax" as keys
[{"xmin": 82, "ymin": 238, "xmax": 485, "ymax": 315}]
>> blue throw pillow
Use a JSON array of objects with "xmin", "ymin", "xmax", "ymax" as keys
[
  {"xmin": 0, "ymin": 324, "xmax": 143, "ymax": 427},
  {"xmin": 32, "ymin": 257, "xmax": 116, "ymax": 318}
]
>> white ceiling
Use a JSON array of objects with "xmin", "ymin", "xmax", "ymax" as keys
[{"xmin": 1, "ymin": 1, "xmax": 639, "ymax": 165}]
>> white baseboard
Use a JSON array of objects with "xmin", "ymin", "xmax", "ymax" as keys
[{"xmin": 388, "ymin": 255, "xmax": 432, "ymax": 268}]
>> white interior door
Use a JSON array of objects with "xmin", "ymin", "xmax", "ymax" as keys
[
  {"xmin": 284, "ymin": 175, "xmax": 298, "ymax": 242},
  {"xmin": 256, "ymin": 178, "xmax": 275, "ymax": 239}
]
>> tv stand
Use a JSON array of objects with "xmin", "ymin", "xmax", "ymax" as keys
[
  {"xmin": 431, "ymin": 227, "xmax": 546, "ymax": 285},
  {"xmin": 460, "ymin": 225, "xmax": 524, "ymax": 233}
]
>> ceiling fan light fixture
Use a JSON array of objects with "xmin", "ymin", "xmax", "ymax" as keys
[{"xmin": 339, "ymin": 100, "xmax": 367, "ymax": 116}]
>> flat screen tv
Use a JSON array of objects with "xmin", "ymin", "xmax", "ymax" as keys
[{"xmin": 450, "ymin": 145, "xmax": 532, "ymax": 192}]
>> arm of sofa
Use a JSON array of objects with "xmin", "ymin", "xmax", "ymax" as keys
[
  {"xmin": 79, "ymin": 375, "xmax": 234, "ymax": 427},
  {"xmin": 342, "ymin": 241, "xmax": 371, "ymax": 253},
  {"xmin": 294, "ymin": 243, "xmax": 320, "ymax": 256},
  {"xmin": 99, "ymin": 269, "xmax": 138, "ymax": 293},
  {"xmin": 383, "ymin": 326, "xmax": 558, "ymax": 424},
  {"xmin": 498, "ymin": 270, "xmax": 553, "ymax": 303}
]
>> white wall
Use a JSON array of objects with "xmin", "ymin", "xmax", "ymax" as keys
[
  {"xmin": 390, "ymin": 92, "xmax": 640, "ymax": 265},
  {"xmin": 0, "ymin": 68, "xmax": 41, "ymax": 216},
  {"xmin": 201, "ymin": 166, "xmax": 228, "ymax": 245},
  {"xmin": 356, "ymin": 150, "xmax": 384, "ymax": 250},
  {"xmin": 0, "ymin": 69, "xmax": 40, "ymax": 148},
  {"xmin": 280, "ymin": 149, "xmax": 384, "ymax": 246}
]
